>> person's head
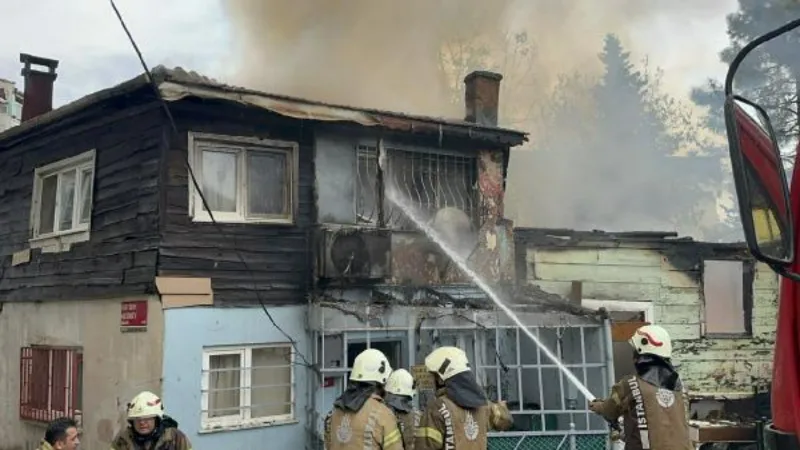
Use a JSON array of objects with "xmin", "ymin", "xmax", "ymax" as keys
[
  {"xmin": 44, "ymin": 417, "xmax": 80, "ymax": 450},
  {"xmin": 385, "ymin": 368, "xmax": 416, "ymax": 399},
  {"xmin": 629, "ymin": 325, "xmax": 672, "ymax": 361},
  {"xmin": 425, "ymin": 346, "xmax": 471, "ymax": 388},
  {"xmin": 350, "ymin": 348, "xmax": 392, "ymax": 391},
  {"xmin": 126, "ymin": 391, "xmax": 164, "ymax": 436}
]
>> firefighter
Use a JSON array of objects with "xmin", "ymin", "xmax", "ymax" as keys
[
  {"xmin": 38, "ymin": 417, "xmax": 80, "ymax": 450},
  {"xmin": 324, "ymin": 348, "xmax": 404, "ymax": 450},
  {"xmin": 415, "ymin": 346, "xmax": 513, "ymax": 450},
  {"xmin": 111, "ymin": 391, "xmax": 192, "ymax": 450},
  {"xmin": 385, "ymin": 368, "xmax": 420, "ymax": 450},
  {"xmin": 589, "ymin": 324, "xmax": 693, "ymax": 450}
]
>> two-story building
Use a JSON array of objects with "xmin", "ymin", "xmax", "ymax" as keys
[{"xmin": 0, "ymin": 55, "xmax": 616, "ymax": 450}]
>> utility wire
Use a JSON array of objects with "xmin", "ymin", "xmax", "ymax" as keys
[{"xmin": 108, "ymin": 0, "xmax": 312, "ymax": 368}]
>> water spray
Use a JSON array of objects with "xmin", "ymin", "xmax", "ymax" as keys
[{"xmin": 383, "ymin": 186, "xmax": 598, "ymax": 402}]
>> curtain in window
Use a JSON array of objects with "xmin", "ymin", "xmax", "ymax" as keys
[
  {"xmin": 201, "ymin": 150, "xmax": 238, "ymax": 213},
  {"xmin": 251, "ymin": 347, "xmax": 291, "ymax": 418},
  {"xmin": 39, "ymin": 175, "xmax": 58, "ymax": 234},
  {"xmin": 79, "ymin": 168, "xmax": 93, "ymax": 224},
  {"xmin": 248, "ymin": 152, "xmax": 287, "ymax": 216},
  {"xmin": 209, "ymin": 354, "xmax": 241, "ymax": 418}
]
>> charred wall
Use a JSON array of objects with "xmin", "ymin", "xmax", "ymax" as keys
[
  {"xmin": 0, "ymin": 91, "xmax": 163, "ymax": 301},
  {"xmin": 159, "ymin": 99, "xmax": 315, "ymax": 306}
]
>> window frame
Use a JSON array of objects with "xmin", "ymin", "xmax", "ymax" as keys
[
  {"xmin": 19, "ymin": 345, "xmax": 83, "ymax": 424},
  {"xmin": 701, "ymin": 259, "xmax": 755, "ymax": 339},
  {"xmin": 29, "ymin": 149, "xmax": 96, "ymax": 243},
  {"xmin": 201, "ymin": 343, "xmax": 295, "ymax": 432},
  {"xmin": 188, "ymin": 133, "xmax": 299, "ymax": 225},
  {"xmin": 354, "ymin": 139, "xmax": 479, "ymax": 230}
]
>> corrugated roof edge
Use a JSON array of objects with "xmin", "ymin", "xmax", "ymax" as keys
[{"xmin": 0, "ymin": 66, "xmax": 529, "ymax": 146}]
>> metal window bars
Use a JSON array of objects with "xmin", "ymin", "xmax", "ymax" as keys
[
  {"xmin": 355, "ymin": 145, "xmax": 478, "ymax": 230},
  {"xmin": 307, "ymin": 303, "xmax": 615, "ymax": 450}
]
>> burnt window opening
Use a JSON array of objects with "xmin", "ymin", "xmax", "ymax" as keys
[
  {"xmin": 356, "ymin": 145, "xmax": 478, "ymax": 231},
  {"xmin": 702, "ymin": 259, "xmax": 754, "ymax": 337}
]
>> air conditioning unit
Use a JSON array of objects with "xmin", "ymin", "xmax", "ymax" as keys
[{"xmin": 317, "ymin": 227, "xmax": 391, "ymax": 280}]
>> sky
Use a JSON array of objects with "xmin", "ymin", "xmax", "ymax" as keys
[{"xmin": 1, "ymin": 0, "xmax": 738, "ymax": 110}]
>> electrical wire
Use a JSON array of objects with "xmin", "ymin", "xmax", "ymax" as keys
[{"xmin": 108, "ymin": 0, "xmax": 311, "ymax": 368}]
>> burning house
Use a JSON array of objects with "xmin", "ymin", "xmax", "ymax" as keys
[
  {"xmin": 515, "ymin": 228, "xmax": 779, "ymax": 425},
  {"xmin": 0, "ymin": 55, "xmax": 615, "ymax": 450}
]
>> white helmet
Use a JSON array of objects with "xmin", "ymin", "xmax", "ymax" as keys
[
  {"xmin": 425, "ymin": 346, "xmax": 471, "ymax": 381},
  {"xmin": 350, "ymin": 348, "xmax": 392, "ymax": 385},
  {"xmin": 386, "ymin": 369, "xmax": 416, "ymax": 397},
  {"xmin": 127, "ymin": 391, "xmax": 164, "ymax": 419},
  {"xmin": 629, "ymin": 325, "xmax": 672, "ymax": 359}
]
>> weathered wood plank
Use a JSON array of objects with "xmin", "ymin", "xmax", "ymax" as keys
[
  {"xmin": 533, "ymin": 262, "xmax": 663, "ymax": 284},
  {"xmin": 0, "ymin": 100, "xmax": 163, "ymax": 302}
]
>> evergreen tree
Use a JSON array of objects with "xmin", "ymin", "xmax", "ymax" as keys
[{"xmin": 524, "ymin": 34, "xmax": 724, "ymax": 237}]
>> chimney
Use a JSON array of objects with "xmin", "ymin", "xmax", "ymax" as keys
[
  {"xmin": 463, "ymin": 70, "xmax": 502, "ymax": 127},
  {"xmin": 20, "ymin": 53, "xmax": 59, "ymax": 122}
]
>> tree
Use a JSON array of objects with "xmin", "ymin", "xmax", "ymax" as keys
[
  {"xmin": 515, "ymin": 34, "xmax": 726, "ymax": 238},
  {"xmin": 693, "ymin": 0, "xmax": 800, "ymax": 163}
]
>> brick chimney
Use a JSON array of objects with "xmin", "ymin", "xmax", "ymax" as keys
[
  {"xmin": 20, "ymin": 53, "xmax": 59, "ymax": 122},
  {"xmin": 463, "ymin": 71, "xmax": 502, "ymax": 127}
]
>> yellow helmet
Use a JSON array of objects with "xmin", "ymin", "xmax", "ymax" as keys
[
  {"xmin": 425, "ymin": 346, "xmax": 471, "ymax": 381},
  {"xmin": 350, "ymin": 348, "xmax": 392, "ymax": 385},
  {"xmin": 629, "ymin": 325, "xmax": 672, "ymax": 359},
  {"xmin": 386, "ymin": 369, "xmax": 416, "ymax": 397},
  {"xmin": 127, "ymin": 391, "xmax": 164, "ymax": 419}
]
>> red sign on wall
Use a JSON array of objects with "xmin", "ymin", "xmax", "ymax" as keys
[{"xmin": 120, "ymin": 300, "xmax": 148, "ymax": 332}]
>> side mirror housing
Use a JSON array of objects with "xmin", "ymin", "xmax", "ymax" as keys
[{"xmin": 724, "ymin": 95, "xmax": 794, "ymax": 266}]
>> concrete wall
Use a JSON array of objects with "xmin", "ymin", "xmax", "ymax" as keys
[
  {"xmin": 162, "ymin": 305, "xmax": 309, "ymax": 450},
  {"xmin": 0, "ymin": 296, "xmax": 164, "ymax": 450},
  {"xmin": 522, "ymin": 244, "xmax": 778, "ymax": 397}
]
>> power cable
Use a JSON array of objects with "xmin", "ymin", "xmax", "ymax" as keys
[{"xmin": 108, "ymin": 0, "xmax": 312, "ymax": 368}]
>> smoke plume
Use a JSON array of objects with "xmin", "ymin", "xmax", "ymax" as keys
[{"xmin": 225, "ymin": 0, "xmax": 737, "ymax": 238}]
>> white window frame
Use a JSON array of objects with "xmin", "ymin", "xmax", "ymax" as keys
[
  {"xmin": 29, "ymin": 149, "xmax": 96, "ymax": 249},
  {"xmin": 201, "ymin": 343, "xmax": 295, "ymax": 432},
  {"xmin": 188, "ymin": 132, "xmax": 299, "ymax": 225}
]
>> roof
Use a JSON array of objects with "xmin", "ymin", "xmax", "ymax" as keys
[{"xmin": 0, "ymin": 66, "xmax": 528, "ymax": 146}]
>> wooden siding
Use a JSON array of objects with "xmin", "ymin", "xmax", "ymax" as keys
[
  {"xmin": 0, "ymin": 95, "xmax": 164, "ymax": 301},
  {"xmin": 159, "ymin": 99, "xmax": 315, "ymax": 306},
  {"xmin": 519, "ymin": 241, "xmax": 778, "ymax": 397}
]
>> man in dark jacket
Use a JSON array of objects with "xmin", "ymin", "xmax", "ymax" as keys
[
  {"xmin": 111, "ymin": 391, "xmax": 192, "ymax": 450},
  {"xmin": 415, "ymin": 346, "xmax": 512, "ymax": 450},
  {"xmin": 589, "ymin": 324, "xmax": 693, "ymax": 450},
  {"xmin": 37, "ymin": 417, "xmax": 80, "ymax": 450}
]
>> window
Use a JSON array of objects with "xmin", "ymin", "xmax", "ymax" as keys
[
  {"xmin": 702, "ymin": 260, "xmax": 752, "ymax": 336},
  {"xmin": 19, "ymin": 346, "xmax": 83, "ymax": 423},
  {"xmin": 201, "ymin": 344, "xmax": 294, "ymax": 431},
  {"xmin": 189, "ymin": 133, "xmax": 298, "ymax": 224},
  {"xmin": 356, "ymin": 144, "xmax": 477, "ymax": 230},
  {"xmin": 30, "ymin": 150, "xmax": 95, "ymax": 241}
]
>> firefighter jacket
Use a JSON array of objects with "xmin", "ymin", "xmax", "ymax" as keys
[
  {"xmin": 35, "ymin": 441, "xmax": 54, "ymax": 450},
  {"xmin": 386, "ymin": 393, "xmax": 421, "ymax": 450},
  {"xmin": 590, "ymin": 355, "xmax": 693, "ymax": 450},
  {"xmin": 324, "ymin": 384, "xmax": 404, "ymax": 450},
  {"xmin": 415, "ymin": 373, "xmax": 513, "ymax": 450},
  {"xmin": 110, "ymin": 415, "xmax": 192, "ymax": 450}
]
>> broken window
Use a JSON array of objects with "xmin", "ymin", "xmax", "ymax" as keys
[
  {"xmin": 356, "ymin": 145, "xmax": 478, "ymax": 230},
  {"xmin": 702, "ymin": 260, "xmax": 751, "ymax": 336}
]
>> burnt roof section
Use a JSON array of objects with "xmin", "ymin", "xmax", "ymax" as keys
[
  {"xmin": 317, "ymin": 283, "xmax": 603, "ymax": 321},
  {"xmin": 514, "ymin": 227, "xmax": 754, "ymax": 285},
  {"xmin": 0, "ymin": 66, "xmax": 528, "ymax": 147},
  {"xmin": 514, "ymin": 227, "xmax": 747, "ymax": 250}
]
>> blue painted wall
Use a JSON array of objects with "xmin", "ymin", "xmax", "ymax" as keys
[{"xmin": 162, "ymin": 305, "xmax": 309, "ymax": 450}]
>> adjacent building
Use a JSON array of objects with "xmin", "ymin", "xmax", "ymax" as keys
[
  {"xmin": 0, "ymin": 55, "xmax": 616, "ymax": 450},
  {"xmin": 515, "ymin": 228, "xmax": 778, "ymax": 421}
]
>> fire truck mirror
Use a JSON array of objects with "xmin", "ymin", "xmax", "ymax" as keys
[{"xmin": 725, "ymin": 95, "xmax": 794, "ymax": 266}]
